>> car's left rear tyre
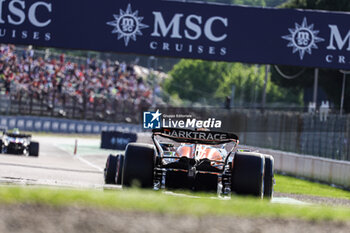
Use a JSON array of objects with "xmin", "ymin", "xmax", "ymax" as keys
[
  {"xmin": 29, "ymin": 142, "xmax": 39, "ymax": 157},
  {"xmin": 122, "ymin": 143, "xmax": 155, "ymax": 188},
  {"xmin": 104, "ymin": 154, "xmax": 117, "ymax": 184}
]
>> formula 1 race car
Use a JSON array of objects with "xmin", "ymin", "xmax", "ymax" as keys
[
  {"xmin": 104, "ymin": 128, "xmax": 274, "ymax": 198},
  {"xmin": 0, "ymin": 129, "xmax": 39, "ymax": 157}
]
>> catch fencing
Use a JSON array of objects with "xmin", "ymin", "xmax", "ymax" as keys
[
  {"xmin": 221, "ymin": 111, "xmax": 350, "ymax": 161},
  {"xmin": 0, "ymin": 92, "xmax": 146, "ymax": 124}
]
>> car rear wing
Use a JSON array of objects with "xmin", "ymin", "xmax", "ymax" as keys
[
  {"xmin": 152, "ymin": 128, "xmax": 239, "ymax": 145},
  {"xmin": 5, "ymin": 133, "xmax": 31, "ymax": 138}
]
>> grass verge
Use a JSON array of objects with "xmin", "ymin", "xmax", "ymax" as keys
[
  {"xmin": 1, "ymin": 186, "xmax": 350, "ymax": 221},
  {"xmin": 274, "ymin": 174, "xmax": 350, "ymax": 199}
]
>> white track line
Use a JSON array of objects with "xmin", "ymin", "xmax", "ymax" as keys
[
  {"xmin": 54, "ymin": 143, "xmax": 104, "ymax": 172},
  {"xmin": 163, "ymin": 191, "xmax": 200, "ymax": 198},
  {"xmin": 75, "ymin": 156, "xmax": 104, "ymax": 172},
  {"xmin": 271, "ymin": 197, "xmax": 310, "ymax": 205},
  {"xmin": 164, "ymin": 191, "xmax": 308, "ymax": 205},
  {"xmin": 0, "ymin": 178, "xmax": 104, "ymax": 189}
]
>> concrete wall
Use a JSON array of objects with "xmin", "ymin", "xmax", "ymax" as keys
[{"xmin": 244, "ymin": 146, "xmax": 350, "ymax": 189}]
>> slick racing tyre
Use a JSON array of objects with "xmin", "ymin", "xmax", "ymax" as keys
[
  {"xmin": 122, "ymin": 143, "xmax": 155, "ymax": 188},
  {"xmin": 263, "ymin": 155, "xmax": 274, "ymax": 199},
  {"xmin": 29, "ymin": 141, "xmax": 39, "ymax": 157},
  {"xmin": 115, "ymin": 154, "xmax": 125, "ymax": 185},
  {"xmin": 231, "ymin": 152, "xmax": 264, "ymax": 197},
  {"xmin": 104, "ymin": 154, "xmax": 118, "ymax": 184}
]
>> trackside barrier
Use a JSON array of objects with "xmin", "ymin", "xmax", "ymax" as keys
[
  {"xmin": 0, "ymin": 116, "xmax": 141, "ymax": 134},
  {"xmin": 242, "ymin": 145, "xmax": 350, "ymax": 189},
  {"xmin": 101, "ymin": 131, "xmax": 138, "ymax": 150}
]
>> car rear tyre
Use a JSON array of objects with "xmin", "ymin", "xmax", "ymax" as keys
[
  {"xmin": 29, "ymin": 142, "xmax": 39, "ymax": 157},
  {"xmin": 116, "ymin": 154, "xmax": 124, "ymax": 185},
  {"xmin": 104, "ymin": 154, "xmax": 118, "ymax": 184},
  {"xmin": 231, "ymin": 152, "xmax": 264, "ymax": 197},
  {"xmin": 263, "ymin": 155, "xmax": 274, "ymax": 199},
  {"xmin": 122, "ymin": 143, "xmax": 155, "ymax": 188}
]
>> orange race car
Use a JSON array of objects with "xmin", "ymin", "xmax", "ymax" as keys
[{"xmin": 104, "ymin": 127, "xmax": 274, "ymax": 199}]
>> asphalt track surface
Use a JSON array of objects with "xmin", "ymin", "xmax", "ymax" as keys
[{"xmin": 0, "ymin": 136, "xmax": 110, "ymax": 188}]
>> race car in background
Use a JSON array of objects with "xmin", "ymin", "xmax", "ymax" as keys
[
  {"xmin": 0, "ymin": 129, "xmax": 39, "ymax": 157},
  {"xmin": 105, "ymin": 128, "xmax": 274, "ymax": 198}
]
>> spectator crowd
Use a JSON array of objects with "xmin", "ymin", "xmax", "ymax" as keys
[{"xmin": 0, "ymin": 44, "xmax": 154, "ymax": 115}]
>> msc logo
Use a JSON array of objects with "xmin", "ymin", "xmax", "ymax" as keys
[
  {"xmin": 107, "ymin": 4, "xmax": 149, "ymax": 46},
  {"xmin": 296, "ymin": 30, "xmax": 312, "ymax": 47},
  {"xmin": 282, "ymin": 17, "xmax": 324, "ymax": 60},
  {"xmin": 121, "ymin": 17, "xmax": 136, "ymax": 33},
  {"xmin": 143, "ymin": 110, "xmax": 162, "ymax": 129}
]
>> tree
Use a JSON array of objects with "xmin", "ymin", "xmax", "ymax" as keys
[
  {"xmin": 232, "ymin": 0, "xmax": 266, "ymax": 7},
  {"xmin": 164, "ymin": 59, "xmax": 229, "ymax": 103},
  {"xmin": 205, "ymin": 0, "xmax": 286, "ymax": 7},
  {"xmin": 165, "ymin": 60, "xmax": 302, "ymax": 106},
  {"xmin": 281, "ymin": 0, "xmax": 350, "ymax": 11},
  {"xmin": 216, "ymin": 63, "xmax": 301, "ymax": 105}
]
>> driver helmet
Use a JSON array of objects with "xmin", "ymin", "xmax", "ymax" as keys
[{"xmin": 13, "ymin": 128, "xmax": 20, "ymax": 134}]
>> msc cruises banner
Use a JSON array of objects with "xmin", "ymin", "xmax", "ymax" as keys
[{"xmin": 1, "ymin": 0, "xmax": 350, "ymax": 69}]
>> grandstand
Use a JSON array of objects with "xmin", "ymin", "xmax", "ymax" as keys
[{"xmin": 0, "ymin": 44, "xmax": 167, "ymax": 123}]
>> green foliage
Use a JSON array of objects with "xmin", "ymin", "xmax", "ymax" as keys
[
  {"xmin": 165, "ymin": 61, "xmax": 301, "ymax": 105},
  {"xmin": 265, "ymin": 0, "xmax": 287, "ymax": 7},
  {"xmin": 231, "ymin": 0, "xmax": 266, "ymax": 7},
  {"xmin": 216, "ymin": 63, "xmax": 301, "ymax": 104},
  {"xmin": 206, "ymin": 0, "xmax": 286, "ymax": 7},
  {"xmin": 270, "ymin": 66, "xmax": 345, "ymax": 107},
  {"xmin": 281, "ymin": 0, "xmax": 350, "ymax": 11},
  {"xmin": 275, "ymin": 174, "xmax": 350, "ymax": 199},
  {"xmin": 165, "ymin": 59, "xmax": 229, "ymax": 103}
]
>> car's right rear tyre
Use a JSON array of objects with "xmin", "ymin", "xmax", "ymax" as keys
[
  {"xmin": 263, "ymin": 155, "xmax": 274, "ymax": 199},
  {"xmin": 29, "ymin": 142, "xmax": 39, "ymax": 157},
  {"xmin": 115, "ymin": 154, "xmax": 124, "ymax": 185},
  {"xmin": 231, "ymin": 152, "xmax": 264, "ymax": 197},
  {"xmin": 122, "ymin": 143, "xmax": 155, "ymax": 188}
]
